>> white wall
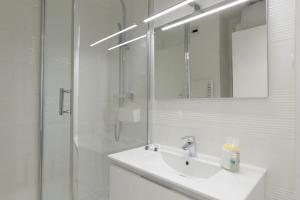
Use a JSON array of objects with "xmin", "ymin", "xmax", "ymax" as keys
[
  {"xmin": 152, "ymin": 0, "xmax": 296, "ymax": 200},
  {"xmin": 232, "ymin": 25, "xmax": 268, "ymax": 98},
  {"xmin": 296, "ymin": 0, "xmax": 300, "ymax": 198},
  {"xmin": 0, "ymin": 0, "xmax": 40, "ymax": 199}
]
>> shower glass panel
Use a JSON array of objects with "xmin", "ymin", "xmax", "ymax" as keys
[
  {"xmin": 75, "ymin": 0, "xmax": 149, "ymax": 200},
  {"xmin": 42, "ymin": 0, "xmax": 73, "ymax": 199}
]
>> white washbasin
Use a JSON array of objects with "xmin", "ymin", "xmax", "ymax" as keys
[
  {"xmin": 161, "ymin": 151, "xmax": 220, "ymax": 179},
  {"xmin": 108, "ymin": 144, "xmax": 266, "ymax": 200}
]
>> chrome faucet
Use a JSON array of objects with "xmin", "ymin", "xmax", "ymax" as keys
[{"xmin": 182, "ymin": 136, "xmax": 197, "ymax": 157}]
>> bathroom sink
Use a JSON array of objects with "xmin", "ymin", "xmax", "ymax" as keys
[
  {"xmin": 160, "ymin": 151, "xmax": 220, "ymax": 179},
  {"xmin": 108, "ymin": 145, "xmax": 266, "ymax": 200}
]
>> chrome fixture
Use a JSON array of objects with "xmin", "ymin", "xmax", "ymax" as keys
[
  {"xmin": 184, "ymin": 23, "xmax": 191, "ymax": 98},
  {"xmin": 182, "ymin": 136, "xmax": 197, "ymax": 157},
  {"xmin": 114, "ymin": 0, "xmax": 127, "ymax": 142},
  {"xmin": 145, "ymin": 144, "xmax": 159, "ymax": 152},
  {"xmin": 188, "ymin": 2, "xmax": 201, "ymax": 11},
  {"xmin": 59, "ymin": 88, "xmax": 71, "ymax": 115}
]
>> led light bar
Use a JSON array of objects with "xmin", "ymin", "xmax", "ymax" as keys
[
  {"xmin": 108, "ymin": 34, "xmax": 147, "ymax": 51},
  {"xmin": 90, "ymin": 24, "xmax": 138, "ymax": 47},
  {"xmin": 144, "ymin": 0, "xmax": 195, "ymax": 23},
  {"xmin": 162, "ymin": 0, "xmax": 250, "ymax": 31}
]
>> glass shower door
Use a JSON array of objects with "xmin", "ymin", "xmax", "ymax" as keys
[
  {"xmin": 42, "ymin": 0, "xmax": 73, "ymax": 200},
  {"xmin": 75, "ymin": 0, "xmax": 149, "ymax": 200},
  {"xmin": 42, "ymin": 0, "xmax": 149, "ymax": 199}
]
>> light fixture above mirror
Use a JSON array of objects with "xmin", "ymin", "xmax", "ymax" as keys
[
  {"xmin": 144, "ymin": 0, "xmax": 195, "ymax": 23},
  {"xmin": 162, "ymin": 0, "xmax": 251, "ymax": 31}
]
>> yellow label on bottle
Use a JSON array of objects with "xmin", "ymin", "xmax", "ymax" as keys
[{"xmin": 223, "ymin": 143, "xmax": 240, "ymax": 152}]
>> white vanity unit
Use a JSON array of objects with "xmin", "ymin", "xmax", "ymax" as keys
[{"xmin": 108, "ymin": 145, "xmax": 266, "ymax": 200}]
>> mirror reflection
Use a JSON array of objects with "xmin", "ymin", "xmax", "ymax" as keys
[{"xmin": 155, "ymin": 0, "xmax": 267, "ymax": 99}]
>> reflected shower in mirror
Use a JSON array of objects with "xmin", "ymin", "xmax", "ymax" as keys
[{"xmin": 155, "ymin": 0, "xmax": 268, "ymax": 99}]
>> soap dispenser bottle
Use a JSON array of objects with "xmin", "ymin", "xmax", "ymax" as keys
[
  {"xmin": 230, "ymin": 149, "xmax": 240, "ymax": 172},
  {"xmin": 221, "ymin": 137, "xmax": 240, "ymax": 172}
]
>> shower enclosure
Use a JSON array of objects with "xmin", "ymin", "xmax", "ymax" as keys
[{"xmin": 41, "ymin": 0, "xmax": 150, "ymax": 199}]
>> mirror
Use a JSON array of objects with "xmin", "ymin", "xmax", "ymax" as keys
[{"xmin": 154, "ymin": 0, "xmax": 268, "ymax": 99}]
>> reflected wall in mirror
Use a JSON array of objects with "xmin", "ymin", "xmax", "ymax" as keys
[{"xmin": 155, "ymin": 0, "xmax": 268, "ymax": 99}]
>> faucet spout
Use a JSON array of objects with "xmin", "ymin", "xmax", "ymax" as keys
[
  {"xmin": 182, "ymin": 141, "xmax": 193, "ymax": 150},
  {"xmin": 181, "ymin": 136, "xmax": 197, "ymax": 157}
]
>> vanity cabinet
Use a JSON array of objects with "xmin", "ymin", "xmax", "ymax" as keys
[{"xmin": 110, "ymin": 165, "xmax": 199, "ymax": 200}]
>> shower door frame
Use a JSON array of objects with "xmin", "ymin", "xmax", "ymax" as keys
[
  {"xmin": 39, "ymin": 0, "xmax": 45, "ymax": 199},
  {"xmin": 39, "ymin": 0, "xmax": 76, "ymax": 199}
]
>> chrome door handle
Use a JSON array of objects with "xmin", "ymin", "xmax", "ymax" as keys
[{"xmin": 59, "ymin": 88, "xmax": 71, "ymax": 115}]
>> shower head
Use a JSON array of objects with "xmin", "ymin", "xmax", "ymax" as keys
[
  {"xmin": 188, "ymin": 2, "xmax": 201, "ymax": 12},
  {"xmin": 117, "ymin": 23, "xmax": 122, "ymax": 30}
]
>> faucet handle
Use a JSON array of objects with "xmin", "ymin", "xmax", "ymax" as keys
[{"xmin": 181, "ymin": 136, "xmax": 196, "ymax": 142}]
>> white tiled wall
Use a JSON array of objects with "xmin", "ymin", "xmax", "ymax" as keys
[
  {"xmin": 152, "ymin": 0, "xmax": 296, "ymax": 199},
  {"xmin": 0, "ymin": 0, "xmax": 40, "ymax": 200}
]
